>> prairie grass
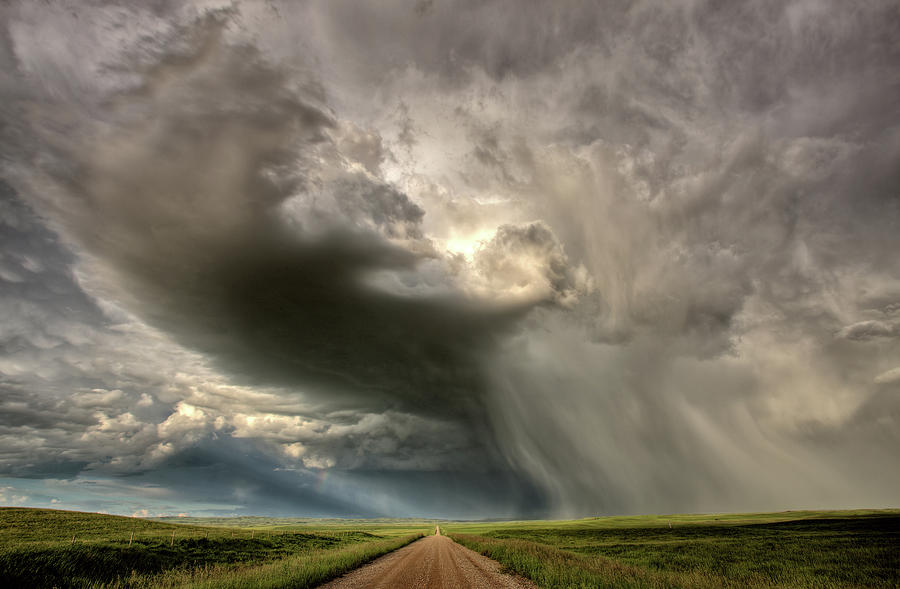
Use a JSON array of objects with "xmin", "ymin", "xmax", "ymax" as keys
[
  {"xmin": 6, "ymin": 507, "xmax": 898, "ymax": 588},
  {"xmin": 0, "ymin": 507, "xmax": 426, "ymax": 588},
  {"xmin": 447, "ymin": 510, "xmax": 900, "ymax": 589},
  {"xmin": 91, "ymin": 533, "xmax": 421, "ymax": 589}
]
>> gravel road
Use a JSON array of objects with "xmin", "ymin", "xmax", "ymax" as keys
[{"xmin": 318, "ymin": 526, "xmax": 537, "ymax": 589}]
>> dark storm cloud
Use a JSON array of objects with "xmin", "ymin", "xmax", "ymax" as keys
[
  {"xmin": 16, "ymin": 16, "xmax": 527, "ymax": 424},
  {"xmin": 0, "ymin": 5, "xmax": 567, "ymax": 512},
  {"xmin": 147, "ymin": 435, "xmax": 545, "ymax": 518},
  {"xmin": 131, "ymin": 437, "xmax": 380, "ymax": 517},
  {"xmin": 307, "ymin": 0, "xmax": 900, "ymax": 513},
  {"xmin": 2, "ymin": 0, "xmax": 900, "ymax": 517}
]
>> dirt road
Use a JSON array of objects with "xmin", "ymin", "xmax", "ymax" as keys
[{"xmin": 318, "ymin": 526, "xmax": 536, "ymax": 589}]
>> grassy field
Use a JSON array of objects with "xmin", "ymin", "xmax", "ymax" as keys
[
  {"xmin": 153, "ymin": 515, "xmax": 438, "ymax": 536},
  {"xmin": 0, "ymin": 507, "xmax": 428, "ymax": 588},
  {"xmin": 445, "ymin": 509, "xmax": 900, "ymax": 588},
  {"xmin": 4, "ymin": 508, "xmax": 897, "ymax": 588}
]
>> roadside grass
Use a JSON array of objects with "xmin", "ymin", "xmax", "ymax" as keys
[
  {"xmin": 0, "ymin": 507, "xmax": 427, "ymax": 588},
  {"xmin": 446, "ymin": 510, "xmax": 900, "ymax": 588},
  {"xmin": 91, "ymin": 533, "xmax": 422, "ymax": 589}
]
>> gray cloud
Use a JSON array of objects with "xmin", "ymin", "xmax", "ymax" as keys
[
  {"xmin": 1, "ymin": 5, "xmax": 571, "ymax": 517},
  {"xmin": 14, "ymin": 14, "xmax": 530, "ymax": 420},
  {"xmin": 472, "ymin": 222, "xmax": 588, "ymax": 307},
  {"xmin": 1, "ymin": 0, "xmax": 899, "ymax": 518},
  {"xmin": 837, "ymin": 320, "xmax": 900, "ymax": 341}
]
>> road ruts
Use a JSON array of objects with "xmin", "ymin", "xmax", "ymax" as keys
[{"xmin": 318, "ymin": 526, "xmax": 537, "ymax": 589}]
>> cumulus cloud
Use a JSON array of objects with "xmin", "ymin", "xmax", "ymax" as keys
[
  {"xmin": 467, "ymin": 222, "xmax": 590, "ymax": 307},
  {"xmin": 0, "ymin": 486, "xmax": 28, "ymax": 505}
]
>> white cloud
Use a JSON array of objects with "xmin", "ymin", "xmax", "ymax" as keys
[
  {"xmin": 0, "ymin": 486, "xmax": 28, "ymax": 505},
  {"xmin": 874, "ymin": 367, "xmax": 900, "ymax": 385}
]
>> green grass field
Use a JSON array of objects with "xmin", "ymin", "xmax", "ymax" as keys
[
  {"xmin": 445, "ymin": 509, "xmax": 900, "ymax": 588},
  {"xmin": 3, "ymin": 508, "xmax": 898, "ymax": 588},
  {"xmin": 0, "ymin": 507, "xmax": 428, "ymax": 588}
]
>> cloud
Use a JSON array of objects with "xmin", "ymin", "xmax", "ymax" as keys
[
  {"xmin": 468, "ymin": 221, "xmax": 590, "ymax": 307},
  {"xmin": 335, "ymin": 121, "xmax": 388, "ymax": 175},
  {"xmin": 11, "ymin": 15, "xmax": 564, "ymax": 427},
  {"xmin": 1, "ymin": 0, "xmax": 899, "ymax": 518},
  {"xmin": 874, "ymin": 368, "xmax": 900, "ymax": 385},
  {"xmin": 837, "ymin": 320, "xmax": 899, "ymax": 341},
  {"xmin": 2, "ymin": 8, "xmax": 594, "ymax": 499},
  {"xmin": 0, "ymin": 486, "xmax": 28, "ymax": 505}
]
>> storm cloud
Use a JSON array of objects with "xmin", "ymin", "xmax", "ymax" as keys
[{"xmin": 1, "ymin": 0, "xmax": 899, "ymax": 517}]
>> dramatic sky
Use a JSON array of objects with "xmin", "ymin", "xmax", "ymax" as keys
[{"xmin": 1, "ymin": 1, "xmax": 899, "ymax": 519}]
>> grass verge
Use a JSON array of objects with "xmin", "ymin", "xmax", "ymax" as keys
[
  {"xmin": 451, "ymin": 533, "xmax": 725, "ymax": 589},
  {"xmin": 106, "ymin": 533, "xmax": 423, "ymax": 589}
]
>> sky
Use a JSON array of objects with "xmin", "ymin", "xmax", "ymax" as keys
[{"xmin": 0, "ymin": 0, "xmax": 898, "ymax": 519}]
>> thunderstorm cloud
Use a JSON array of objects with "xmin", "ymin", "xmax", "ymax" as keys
[{"xmin": 0, "ymin": 0, "xmax": 898, "ymax": 518}]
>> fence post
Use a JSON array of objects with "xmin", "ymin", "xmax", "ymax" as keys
[
  {"xmin": 251, "ymin": 531, "xmax": 254, "ymax": 539},
  {"xmin": 71, "ymin": 535, "xmax": 75, "ymax": 546},
  {"xmin": 129, "ymin": 530, "xmax": 134, "ymax": 547},
  {"xmin": 170, "ymin": 530, "xmax": 175, "ymax": 546}
]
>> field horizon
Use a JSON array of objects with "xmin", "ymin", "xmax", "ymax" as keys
[
  {"xmin": 2, "ymin": 505, "xmax": 898, "ymax": 587},
  {"xmin": 10, "ymin": 504, "xmax": 899, "ymax": 524}
]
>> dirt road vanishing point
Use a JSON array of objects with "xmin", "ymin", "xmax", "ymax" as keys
[{"xmin": 319, "ymin": 526, "xmax": 537, "ymax": 589}]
